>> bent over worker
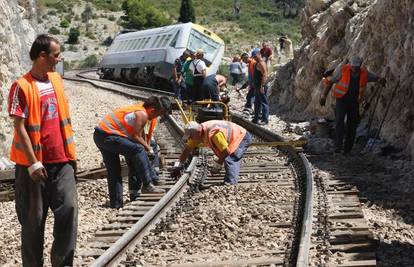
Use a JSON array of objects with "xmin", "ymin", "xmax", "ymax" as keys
[
  {"xmin": 8, "ymin": 34, "xmax": 77, "ymax": 267},
  {"xmin": 172, "ymin": 120, "xmax": 252, "ymax": 184},
  {"xmin": 94, "ymin": 96, "xmax": 172, "ymax": 208},
  {"xmin": 320, "ymin": 56, "xmax": 386, "ymax": 154}
]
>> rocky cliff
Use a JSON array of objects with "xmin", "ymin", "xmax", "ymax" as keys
[
  {"xmin": 271, "ymin": 0, "xmax": 414, "ymax": 156},
  {"xmin": 0, "ymin": 0, "xmax": 37, "ymax": 157}
]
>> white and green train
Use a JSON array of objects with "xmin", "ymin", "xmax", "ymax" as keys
[{"xmin": 98, "ymin": 22, "xmax": 225, "ymax": 90}]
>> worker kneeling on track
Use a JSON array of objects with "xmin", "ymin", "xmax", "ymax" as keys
[
  {"xmin": 172, "ymin": 120, "xmax": 252, "ymax": 185},
  {"xmin": 94, "ymin": 96, "xmax": 172, "ymax": 209}
]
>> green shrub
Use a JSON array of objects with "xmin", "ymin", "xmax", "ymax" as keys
[
  {"xmin": 108, "ymin": 14, "xmax": 116, "ymax": 21},
  {"xmin": 60, "ymin": 19, "xmax": 70, "ymax": 28},
  {"xmin": 68, "ymin": 45, "xmax": 78, "ymax": 52},
  {"xmin": 67, "ymin": 27, "xmax": 80, "ymax": 44},
  {"xmin": 47, "ymin": 9, "xmax": 57, "ymax": 16},
  {"xmin": 48, "ymin": 26, "xmax": 60, "ymax": 35},
  {"xmin": 63, "ymin": 60, "xmax": 72, "ymax": 70},
  {"xmin": 102, "ymin": 36, "xmax": 113, "ymax": 46},
  {"xmin": 103, "ymin": 24, "xmax": 108, "ymax": 30},
  {"xmin": 121, "ymin": 0, "xmax": 172, "ymax": 30},
  {"xmin": 60, "ymin": 45, "xmax": 65, "ymax": 52},
  {"xmin": 85, "ymin": 31, "xmax": 96, "ymax": 40},
  {"xmin": 80, "ymin": 55, "xmax": 98, "ymax": 68}
]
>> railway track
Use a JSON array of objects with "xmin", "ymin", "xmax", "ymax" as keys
[
  {"xmin": 64, "ymin": 70, "xmax": 313, "ymax": 266},
  {"xmin": 0, "ymin": 69, "xmax": 378, "ymax": 266}
]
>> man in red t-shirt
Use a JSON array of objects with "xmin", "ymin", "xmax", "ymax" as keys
[
  {"xmin": 8, "ymin": 34, "xmax": 77, "ymax": 267},
  {"xmin": 260, "ymin": 41, "xmax": 273, "ymax": 64}
]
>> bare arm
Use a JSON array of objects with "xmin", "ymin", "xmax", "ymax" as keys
[
  {"xmin": 132, "ymin": 110, "xmax": 152, "ymax": 151},
  {"xmin": 13, "ymin": 117, "xmax": 47, "ymax": 181},
  {"xmin": 258, "ymin": 61, "xmax": 268, "ymax": 93},
  {"xmin": 179, "ymin": 145, "xmax": 194, "ymax": 163},
  {"xmin": 172, "ymin": 65, "xmax": 178, "ymax": 82}
]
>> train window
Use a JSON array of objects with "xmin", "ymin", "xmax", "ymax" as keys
[
  {"xmin": 118, "ymin": 41, "xmax": 127, "ymax": 52},
  {"xmin": 142, "ymin": 37, "xmax": 151, "ymax": 49},
  {"xmin": 187, "ymin": 29, "xmax": 221, "ymax": 63},
  {"xmin": 170, "ymin": 31, "xmax": 180, "ymax": 47},
  {"xmin": 157, "ymin": 35, "xmax": 166, "ymax": 47},
  {"xmin": 153, "ymin": 36, "xmax": 161, "ymax": 48},
  {"xmin": 162, "ymin": 34, "xmax": 172, "ymax": 47},
  {"xmin": 133, "ymin": 39, "xmax": 142, "ymax": 50},
  {"xmin": 130, "ymin": 39, "xmax": 139, "ymax": 50},
  {"xmin": 125, "ymin": 40, "xmax": 133, "ymax": 51}
]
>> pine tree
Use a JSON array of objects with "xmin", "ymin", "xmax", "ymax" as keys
[{"xmin": 178, "ymin": 0, "xmax": 195, "ymax": 23}]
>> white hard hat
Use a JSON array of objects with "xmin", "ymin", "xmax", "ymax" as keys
[{"xmin": 182, "ymin": 121, "xmax": 201, "ymax": 140}]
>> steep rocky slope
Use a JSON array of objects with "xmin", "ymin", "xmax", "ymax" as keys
[
  {"xmin": 271, "ymin": 0, "xmax": 414, "ymax": 156},
  {"xmin": 0, "ymin": 0, "xmax": 37, "ymax": 157}
]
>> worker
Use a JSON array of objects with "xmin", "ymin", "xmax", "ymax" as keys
[
  {"xmin": 320, "ymin": 56, "xmax": 386, "ymax": 154},
  {"xmin": 181, "ymin": 51, "xmax": 195, "ymax": 103},
  {"xmin": 189, "ymin": 49, "xmax": 207, "ymax": 102},
  {"xmin": 202, "ymin": 74, "xmax": 227, "ymax": 101},
  {"xmin": 229, "ymin": 56, "xmax": 244, "ymax": 91},
  {"xmin": 93, "ymin": 96, "xmax": 172, "ymax": 208},
  {"xmin": 172, "ymin": 51, "xmax": 190, "ymax": 101},
  {"xmin": 251, "ymin": 48, "xmax": 269, "ymax": 125},
  {"xmin": 238, "ymin": 52, "xmax": 256, "ymax": 114},
  {"xmin": 8, "ymin": 34, "xmax": 77, "ymax": 267},
  {"xmin": 171, "ymin": 120, "xmax": 252, "ymax": 185}
]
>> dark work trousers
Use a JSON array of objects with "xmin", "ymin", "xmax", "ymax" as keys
[
  {"xmin": 14, "ymin": 163, "xmax": 77, "ymax": 267},
  {"xmin": 202, "ymin": 75, "xmax": 220, "ymax": 101},
  {"xmin": 192, "ymin": 76, "xmax": 204, "ymax": 102},
  {"xmin": 224, "ymin": 132, "xmax": 252, "ymax": 184},
  {"xmin": 253, "ymin": 84, "xmax": 269, "ymax": 123},
  {"xmin": 93, "ymin": 128, "xmax": 154, "ymax": 208},
  {"xmin": 127, "ymin": 139, "xmax": 160, "ymax": 199},
  {"xmin": 335, "ymin": 99, "xmax": 360, "ymax": 153}
]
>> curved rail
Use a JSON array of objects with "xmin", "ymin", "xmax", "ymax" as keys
[
  {"xmin": 231, "ymin": 114, "xmax": 313, "ymax": 267},
  {"xmin": 63, "ymin": 71, "xmax": 313, "ymax": 266}
]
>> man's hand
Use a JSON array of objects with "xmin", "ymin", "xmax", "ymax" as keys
[
  {"xmin": 147, "ymin": 147, "xmax": 155, "ymax": 160},
  {"xmin": 320, "ymin": 96, "xmax": 327, "ymax": 106},
  {"xmin": 170, "ymin": 164, "xmax": 184, "ymax": 179},
  {"xmin": 260, "ymin": 86, "xmax": 265, "ymax": 94},
  {"xmin": 210, "ymin": 161, "xmax": 223, "ymax": 174},
  {"xmin": 30, "ymin": 167, "xmax": 47, "ymax": 182}
]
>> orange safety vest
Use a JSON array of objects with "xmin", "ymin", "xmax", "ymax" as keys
[
  {"xmin": 10, "ymin": 72, "xmax": 76, "ymax": 166},
  {"xmin": 201, "ymin": 120, "xmax": 246, "ymax": 157},
  {"xmin": 98, "ymin": 103, "xmax": 156, "ymax": 144},
  {"xmin": 332, "ymin": 64, "xmax": 368, "ymax": 99}
]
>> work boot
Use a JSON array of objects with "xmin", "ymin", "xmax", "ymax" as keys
[
  {"xmin": 152, "ymin": 179, "xmax": 166, "ymax": 186},
  {"xmin": 142, "ymin": 183, "xmax": 165, "ymax": 194}
]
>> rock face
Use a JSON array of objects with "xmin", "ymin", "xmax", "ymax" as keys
[
  {"xmin": 271, "ymin": 0, "xmax": 414, "ymax": 156},
  {"xmin": 0, "ymin": 0, "xmax": 37, "ymax": 157}
]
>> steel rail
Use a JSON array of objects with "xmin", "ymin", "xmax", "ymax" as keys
[{"xmin": 231, "ymin": 114, "xmax": 313, "ymax": 267}]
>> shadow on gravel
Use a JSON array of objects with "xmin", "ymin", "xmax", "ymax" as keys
[{"xmin": 377, "ymin": 240, "xmax": 414, "ymax": 267}]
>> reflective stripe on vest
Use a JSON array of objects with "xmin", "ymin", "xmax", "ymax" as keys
[
  {"xmin": 333, "ymin": 64, "xmax": 368, "ymax": 99},
  {"xmin": 97, "ymin": 103, "xmax": 152, "ymax": 140},
  {"xmin": 201, "ymin": 120, "xmax": 246, "ymax": 157},
  {"xmin": 10, "ymin": 72, "xmax": 77, "ymax": 166}
]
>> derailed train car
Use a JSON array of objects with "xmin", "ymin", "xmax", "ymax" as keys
[{"xmin": 98, "ymin": 22, "xmax": 225, "ymax": 90}]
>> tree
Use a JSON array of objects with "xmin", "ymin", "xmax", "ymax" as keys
[
  {"xmin": 68, "ymin": 28, "xmax": 80, "ymax": 44},
  {"xmin": 121, "ymin": 0, "xmax": 171, "ymax": 30},
  {"xmin": 178, "ymin": 0, "xmax": 195, "ymax": 23}
]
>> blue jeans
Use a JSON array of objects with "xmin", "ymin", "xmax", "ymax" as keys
[
  {"xmin": 224, "ymin": 132, "xmax": 252, "ymax": 184},
  {"xmin": 244, "ymin": 86, "xmax": 255, "ymax": 109},
  {"xmin": 173, "ymin": 78, "xmax": 186, "ymax": 100},
  {"xmin": 127, "ymin": 139, "xmax": 159, "ymax": 197},
  {"xmin": 93, "ymin": 128, "xmax": 154, "ymax": 208},
  {"xmin": 253, "ymin": 84, "xmax": 269, "ymax": 123}
]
